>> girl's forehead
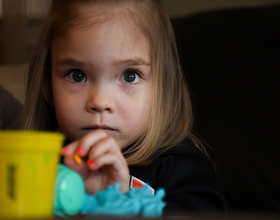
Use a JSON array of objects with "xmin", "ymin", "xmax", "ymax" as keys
[
  {"xmin": 53, "ymin": 2, "xmax": 152, "ymax": 61},
  {"xmin": 64, "ymin": 10, "xmax": 149, "ymax": 45},
  {"xmin": 54, "ymin": 0, "xmax": 153, "ymax": 42},
  {"xmin": 52, "ymin": 13, "xmax": 151, "ymax": 62},
  {"xmin": 69, "ymin": 3, "xmax": 135, "ymax": 27}
]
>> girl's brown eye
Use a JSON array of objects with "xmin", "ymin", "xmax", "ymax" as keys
[
  {"xmin": 67, "ymin": 70, "xmax": 87, "ymax": 83},
  {"xmin": 120, "ymin": 70, "xmax": 140, "ymax": 84}
]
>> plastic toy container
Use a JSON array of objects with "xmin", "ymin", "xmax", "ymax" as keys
[{"xmin": 0, "ymin": 130, "xmax": 64, "ymax": 219}]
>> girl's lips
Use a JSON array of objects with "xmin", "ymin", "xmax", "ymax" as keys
[{"xmin": 83, "ymin": 125, "xmax": 116, "ymax": 131}]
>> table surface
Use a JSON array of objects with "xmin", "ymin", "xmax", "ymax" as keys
[{"xmin": 51, "ymin": 213, "xmax": 280, "ymax": 220}]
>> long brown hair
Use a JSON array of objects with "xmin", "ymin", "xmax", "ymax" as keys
[{"xmin": 20, "ymin": 0, "xmax": 209, "ymax": 166}]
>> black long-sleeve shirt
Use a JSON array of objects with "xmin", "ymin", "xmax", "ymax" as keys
[{"xmin": 129, "ymin": 138, "xmax": 228, "ymax": 215}]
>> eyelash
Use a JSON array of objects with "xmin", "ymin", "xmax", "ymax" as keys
[{"xmin": 125, "ymin": 68, "xmax": 143, "ymax": 78}]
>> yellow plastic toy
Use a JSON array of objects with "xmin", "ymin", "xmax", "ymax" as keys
[{"xmin": 0, "ymin": 130, "xmax": 64, "ymax": 219}]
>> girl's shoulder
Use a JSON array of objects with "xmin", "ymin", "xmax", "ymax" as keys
[
  {"xmin": 156, "ymin": 138, "xmax": 213, "ymax": 167},
  {"xmin": 129, "ymin": 138, "xmax": 216, "ymax": 188},
  {"xmin": 129, "ymin": 138, "xmax": 227, "ymax": 214}
]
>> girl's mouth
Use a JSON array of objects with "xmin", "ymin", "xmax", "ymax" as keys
[{"xmin": 83, "ymin": 124, "xmax": 116, "ymax": 131}]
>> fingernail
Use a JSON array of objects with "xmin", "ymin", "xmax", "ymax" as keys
[
  {"xmin": 76, "ymin": 146, "xmax": 83, "ymax": 154},
  {"xmin": 87, "ymin": 159, "xmax": 95, "ymax": 167},
  {"xmin": 62, "ymin": 147, "xmax": 68, "ymax": 153}
]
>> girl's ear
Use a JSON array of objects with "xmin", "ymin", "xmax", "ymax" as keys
[{"xmin": 43, "ymin": 78, "xmax": 54, "ymax": 107}]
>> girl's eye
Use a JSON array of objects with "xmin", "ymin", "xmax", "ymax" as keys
[
  {"xmin": 120, "ymin": 70, "xmax": 140, "ymax": 84},
  {"xmin": 66, "ymin": 69, "xmax": 87, "ymax": 83}
]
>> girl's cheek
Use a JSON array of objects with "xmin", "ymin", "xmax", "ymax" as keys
[
  {"xmin": 120, "ymin": 101, "xmax": 146, "ymax": 121},
  {"xmin": 118, "ymin": 84, "xmax": 139, "ymax": 96}
]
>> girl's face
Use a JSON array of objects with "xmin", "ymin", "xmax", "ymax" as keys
[{"xmin": 50, "ymin": 16, "xmax": 152, "ymax": 149}]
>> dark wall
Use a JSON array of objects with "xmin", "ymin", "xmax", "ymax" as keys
[{"xmin": 172, "ymin": 5, "xmax": 280, "ymax": 213}]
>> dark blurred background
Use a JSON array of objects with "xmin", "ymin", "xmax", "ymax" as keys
[
  {"xmin": 1, "ymin": 0, "xmax": 280, "ymax": 215},
  {"xmin": 171, "ymin": 3, "xmax": 280, "ymax": 214}
]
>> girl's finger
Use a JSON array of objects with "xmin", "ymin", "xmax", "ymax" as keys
[
  {"xmin": 74, "ymin": 130, "xmax": 109, "ymax": 156},
  {"xmin": 88, "ymin": 152, "xmax": 127, "ymax": 175},
  {"xmin": 61, "ymin": 140, "xmax": 79, "ymax": 156},
  {"xmin": 62, "ymin": 129, "xmax": 108, "ymax": 157},
  {"xmin": 87, "ymin": 136, "xmax": 125, "ymax": 163},
  {"xmin": 63, "ymin": 156, "xmax": 90, "ymax": 180},
  {"xmin": 87, "ymin": 153, "xmax": 129, "ymax": 192}
]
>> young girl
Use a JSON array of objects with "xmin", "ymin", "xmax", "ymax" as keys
[{"xmin": 20, "ymin": 0, "xmax": 227, "ymax": 215}]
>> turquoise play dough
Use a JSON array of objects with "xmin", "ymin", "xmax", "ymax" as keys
[
  {"xmin": 81, "ymin": 183, "xmax": 166, "ymax": 218},
  {"xmin": 54, "ymin": 164, "xmax": 166, "ymax": 218}
]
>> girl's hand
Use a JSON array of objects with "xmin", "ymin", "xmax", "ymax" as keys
[{"xmin": 61, "ymin": 130, "xmax": 130, "ymax": 195}]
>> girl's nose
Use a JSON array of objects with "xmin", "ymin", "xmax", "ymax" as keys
[{"xmin": 86, "ymin": 88, "xmax": 115, "ymax": 113}]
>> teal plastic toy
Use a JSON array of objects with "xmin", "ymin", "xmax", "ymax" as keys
[
  {"xmin": 53, "ymin": 164, "xmax": 166, "ymax": 218},
  {"xmin": 53, "ymin": 164, "xmax": 85, "ymax": 216}
]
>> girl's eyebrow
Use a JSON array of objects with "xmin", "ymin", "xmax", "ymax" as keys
[
  {"xmin": 113, "ymin": 58, "xmax": 151, "ymax": 66},
  {"xmin": 56, "ymin": 59, "xmax": 86, "ymax": 66},
  {"xmin": 55, "ymin": 58, "xmax": 151, "ymax": 67}
]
